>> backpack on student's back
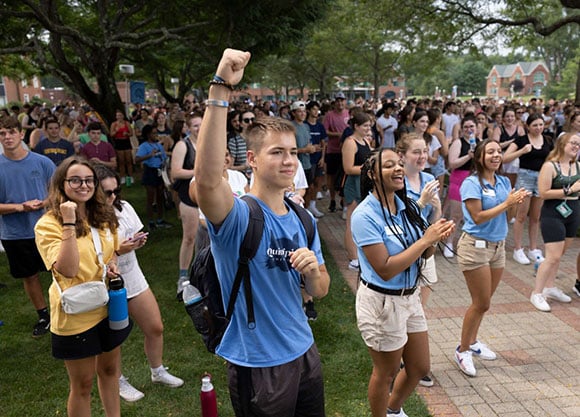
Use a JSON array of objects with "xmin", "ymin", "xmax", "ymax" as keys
[{"xmin": 188, "ymin": 195, "xmax": 315, "ymax": 353}]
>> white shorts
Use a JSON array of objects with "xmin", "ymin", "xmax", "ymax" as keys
[{"xmin": 356, "ymin": 284, "xmax": 427, "ymax": 352}]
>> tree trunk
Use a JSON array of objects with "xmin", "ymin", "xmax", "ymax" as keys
[{"xmin": 576, "ymin": 58, "xmax": 580, "ymax": 103}]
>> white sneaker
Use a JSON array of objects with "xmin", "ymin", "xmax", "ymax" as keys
[
  {"xmin": 443, "ymin": 245, "xmax": 454, "ymax": 258},
  {"xmin": 151, "ymin": 367, "xmax": 184, "ymax": 387},
  {"xmin": 341, "ymin": 207, "xmax": 347, "ymax": 220},
  {"xmin": 316, "ymin": 191, "xmax": 323, "ymax": 200},
  {"xmin": 530, "ymin": 293, "xmax": 551, "ymax": 312},
  {"xmin": 120, "ymin": 176, "xmax": 126, "ymax": 185},
  {"xmin": 509, "ymin": 217, "xmax": 516, "ymax": 224},
  {"xmin": 527, "ymin": 249, "xmax": 545, "ymax": 263},
  {"xmin": 387, "ymin": 408, "xmax": 408, "ymax": 417},
  {"xmin": 542, "ymin": 287, "xmax": 571, "ymax": 303},
  {"xmin": 308, "ymin": 205, "xmax": 325, "ymax": 218},
  {"xmin": 454, "ymin": 347, "xmax": 476, "ymax": 377},
  {"xmin": 513, "ymin": 248, "xmax": 530, "ymax": 265},
  {"xmin": 119, "ymin": 375, "xmax": 144, "ymax": 402},
  {"xmin": 348, "ymin": 259, "xmax": 359, "ymax": 271},
  {"xmin": 470, "ymin": 340, "xmax": 497, "ymax": 360}
]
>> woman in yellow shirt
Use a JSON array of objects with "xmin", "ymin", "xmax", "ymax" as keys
[{"xmin": 35, "ymin": 156, "xmax": 131, "ymax": 417}]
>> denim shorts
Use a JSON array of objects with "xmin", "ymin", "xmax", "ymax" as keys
[{"xmin": 515, "ymin": 168, "xmax": 540, "ymax": 197}]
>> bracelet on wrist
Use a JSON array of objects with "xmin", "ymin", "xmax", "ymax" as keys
[
  {"xmin": 206, "ymin": 99, "xmax": 229, "ymax": 108},
  {"xmin": 114, "ymin": 250, "xmax": 121, "ymax": 257},
  {"xmin": 209, "ymin": 75, "xmax": 234, "ymax": 91}
]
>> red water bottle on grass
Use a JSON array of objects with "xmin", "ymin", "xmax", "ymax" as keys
[{"xmin": 200, "ymin": 373, "xmax": 218, "ymax": 417}]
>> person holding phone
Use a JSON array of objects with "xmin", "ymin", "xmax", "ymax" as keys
[
  {"xmin": 94, "ymin": 165, "xmax": 183, "ymax": 402},
  {"xmin": 454, "ymin": 139, "xmax": 529, "ymax": 377}
]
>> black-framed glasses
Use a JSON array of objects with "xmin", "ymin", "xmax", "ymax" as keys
[
  {"xmin": 242, "ymin": 117, "xmax": 255, "ymax": 124},
  {"xmin": 65, "ymin": 177, "xmax": 96, "ymax": 189},
  {"xmin": 104, "ymin": 188, "xmax": 121, "ymax": 197}
]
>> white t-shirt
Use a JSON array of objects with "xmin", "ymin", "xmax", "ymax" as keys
[
  {"xmin": 442, "ymin": 113, "xmax": 460, "ymax": 139},
  {"xmin": 425, "ymin": 135, "xmax": 442, "ymax": 168},
  {"xmin": 198, "ymin": 169, "xmax": 248, "ymax": 221},
  {"xmin": 116, "ymin": 201, "xmax": 148, "ymax": 298},
  {"xmin": 376, "ymin": 114, "xmax": 398, "ymax": 149}
]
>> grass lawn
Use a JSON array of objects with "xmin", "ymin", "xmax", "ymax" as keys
[{"xmin": 0, "ymin": 182, "xmax": 432, "ymax": 417}]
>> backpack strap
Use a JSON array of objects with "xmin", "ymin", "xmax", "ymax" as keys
[
  {"xmin": 284, "ymin": 196, "xmax": 315, "ymax": 248},
  {"xmin": 224, "ymin": 196, "xmax": 316, "ymax": 328},
  {"xmin": 224, "ymin": 195, "xmax": 264, "ymax": 328}
]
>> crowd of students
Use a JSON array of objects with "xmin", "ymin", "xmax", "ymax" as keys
[{"xmin": 1, "ymin": 53, "xmax": 580, "ymax": 416}]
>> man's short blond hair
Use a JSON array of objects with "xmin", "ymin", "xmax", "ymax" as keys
[{"xmin": 246, "ymin": 116, "xmax": 296, "ymax": 153}]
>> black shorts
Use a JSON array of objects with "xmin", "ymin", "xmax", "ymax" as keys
[
  {"xmin": 113, "ymin": 138, "xmax": 133, "ymax": 151},
  {"xmin": 540, "ymin": 199, "xmax": 580, "ymax": 243},
  {"xmin": 141, "ymin": 166, "xmax": 164, "ymax": 187},
  {"xmin": 304, "ymin": 167, "xmax": 314, "ymax": 186},
  {"xmin": 227, "ymin": 344, "xmax": 325, "ymax": 417},
  {"xmin": 324, "ymin": 153, "xmax": 342, "ymax": 176},
  {"xmin": 1, "ymin": 238, "xmax": 46, "ymax": 278},
  {"xmin": 52, "ymin": 318, "xmax": 133, "ymax": 360}
]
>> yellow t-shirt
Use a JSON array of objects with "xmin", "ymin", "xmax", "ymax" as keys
[{"xmin": 34, "ymin": 214, "xmax": 118, "ymax": 336}]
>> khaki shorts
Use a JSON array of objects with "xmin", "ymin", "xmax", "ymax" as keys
[
  {"xmin": 356, "ymin": 284, "xmax": 427, "ymax": 352},
  {"xmin": 419, "ymin": 255, "xmax": 438, "ymax": 286},
  {"xmin": 457, "ymin": 232, "xmax": 505, "ymax": 272}
]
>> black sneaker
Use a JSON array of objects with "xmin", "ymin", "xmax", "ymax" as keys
[
  {"xmin": 156, "ymin": 220, "xmax": 173, "ymax": 229},
  {"xmin": 573, "ymin": 280, "xmax": 580, "ymax": 297},
  {"xmin": 419, "ymin": 375, "xmax": 434, "ymax": 387},
  {"xmin": 303, "ymin": 301, "xmax": 318, "ymax": 321},
  {"xmin": 328, "ymin": 200, "xmax": 336, "ymax": 213},
  {"xmin": 32, "ymin": 318, "xmax": 50, "ymax": 338}
]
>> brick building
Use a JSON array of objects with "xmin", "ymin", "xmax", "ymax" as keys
[{"xmin": 486, "ymin": 61, "xmax": 550, "ymax": 98}]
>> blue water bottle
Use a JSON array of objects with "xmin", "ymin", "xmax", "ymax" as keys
[
  {"xmin": 108, "ymin": 275, "xmax": 129, "ymax": 330},
  {"xmin": 469, "ymin": 134, "xmax": 477, "ymax": 152},
  {"xmin": 533, "ymin": 256, "xmax": 541, "ymax": 277}
]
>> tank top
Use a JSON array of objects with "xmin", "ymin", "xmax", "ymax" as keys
[
  {"xmin": 456, "ymin": 138, "xmax": 476, "ymax": 171},
  {"xmin": 353, "ymin": 138, "xmax": 372, "ymax": 167},
  {"xmin": 499, "ymin": 125, "xmax": 518, "ymax": 143},
  {"xmin": 113, "ymin": 122, "xmax": 130, "ymax": 140},
  {"xmin": 552, "ymin": 161, "xmax": 580, "ymax": 198}
]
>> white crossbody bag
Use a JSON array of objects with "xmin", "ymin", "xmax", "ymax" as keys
[{"xmin": 53, "ymin": 227, "xmax": 109, "ymax": 314}]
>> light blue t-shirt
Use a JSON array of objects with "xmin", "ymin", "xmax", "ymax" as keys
[
  {"xmin": 135, "ymin": 141, "xmax": 166, "ymax": 168},
  {"xmin": 460, "ymin": 174, "xmax": 511, "ymax": 242},
  {"xmin": 207, "ymin": 195, "xmax": 324, "ymax": 367},
  {"xmin": 0, "ymin": 152, "xmax": 56, "ymax": 239},
  {"xmin": 404, "ymin": 171, "xmax": 436, "ymax": 220},
  {"xmin": 352, "ymin": 193, "xmax": 423, "ymax": 290},
  {"xmin": 293, "ymin": 121, "xmax": 312, "ymax": 171}
]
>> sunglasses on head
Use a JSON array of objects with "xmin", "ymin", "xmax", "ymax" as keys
[
  {"xmin": 242, "ymin": 117, "xmax": 255, "ymax": 124},
  {"xmin": 104, "ymin": 188, "xmax": 121, "ymax": 197}
]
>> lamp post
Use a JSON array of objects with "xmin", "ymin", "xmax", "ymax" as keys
[
  {"xmin": 171, "ymin": 78, "xmax": 179, "ymax": 101},
  {"xmin": 119, "ymin": 64, "xmax": 134, "ymax": 116}
]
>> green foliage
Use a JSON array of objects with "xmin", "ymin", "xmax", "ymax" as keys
[{"xmin": 0, "ymin": 181, "xmax": 432, "ymax": 417}]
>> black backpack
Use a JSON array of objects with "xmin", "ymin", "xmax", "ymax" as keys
[{"xmin": 187, "ymin": 195, "xmax": 315, "ymax": 353}]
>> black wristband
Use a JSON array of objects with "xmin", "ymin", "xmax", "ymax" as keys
[{"xmin": 62, "ymin": 223, "xmax": 76, "ymax": 227}]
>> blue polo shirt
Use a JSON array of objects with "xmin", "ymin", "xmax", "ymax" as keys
[
  {"xmin": 460, "ymin": 174, "xmax": 511, "ymax": 242},
  {"xmin": 404, "ymin": 171, "xmax": 436, "ymax": 221},
  {"xmin": 352, "ymin": 193, "xmax": 423, "ymax": 290}
]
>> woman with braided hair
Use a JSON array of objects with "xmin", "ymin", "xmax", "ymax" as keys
[{"xmin": 352, "ymin": 148, "xmax": 455, "ymax": 417}]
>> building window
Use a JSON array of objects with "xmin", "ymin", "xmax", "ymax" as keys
[
  {"xmin": 515, "ymin": 73, "xmax": 521, "ymax": 80},
  {"xmin": 23, "ymin": 93, "xmax": 30, "ymax": 102},
  {"xmin": 32, "ymin": 76, "xmax": 40, "ymax": 88},
  {"xmin": 533, "ymin": 72, "xmax": 545, "ymax": 83},
  {"xmin": 21, "ymin": 79, "xmax": 28, "ymax": 87},
  {"xmin": 492, "ymin": 76, "xmax": 497, "ymax": 84}
]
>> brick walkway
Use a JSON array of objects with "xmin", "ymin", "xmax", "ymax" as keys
[{"xmin": 315, "ymin": 201, "xmax": 580, "ymax": 417}]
